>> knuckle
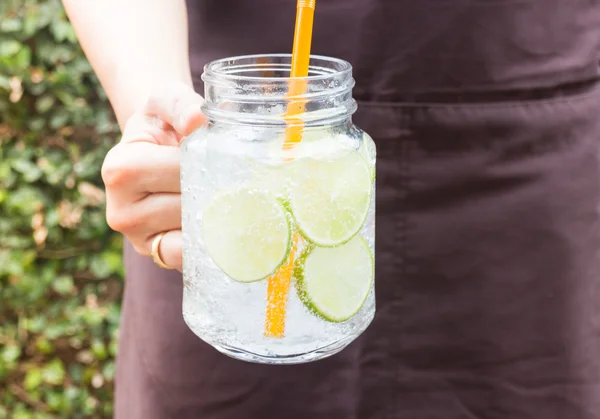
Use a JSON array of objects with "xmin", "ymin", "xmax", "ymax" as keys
[
  {"xmin": 105, "ymin": 206, "xmax": 139, "ymax": 233},
  {"xmin": 105, "ymin": 208, "xmax": 122, "ymax": 232},
  {"xmin": 122, "ymin": 112, "xmax": 151, "ymax": 134},
  {"xmin": 101, "ymin": 146, "xmax": 137, "ymax": 188},
  {"xmin": 143, "ymin": 92, "xmax": 162, "ymax": 115}
]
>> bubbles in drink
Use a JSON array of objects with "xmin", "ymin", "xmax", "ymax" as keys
[{"xmin": 181, "ymin": 127, "xmax": 376, "ymax": 363}]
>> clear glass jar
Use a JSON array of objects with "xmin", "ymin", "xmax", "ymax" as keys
[{"xmin": 181, "ymin": 54, "xmax": 376, "ymax": 364}]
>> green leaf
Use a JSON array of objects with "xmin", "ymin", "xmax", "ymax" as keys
[
  {"xmin": 5, "ymin": 186, "xmax": 45, "ymax": 214},
  {"xmin": 35, "ymin": 337, "xmax": 55, "ymax": 354},
  {"xmin": 91, "ymin": 340, "xmax": 107, "ymax": 360},
  {"xmin": 0, "ymin": 4, "xmax": 122, "ymax": 414},
  {"xmin": 49, "ymin": 111, "xmax": 69, "ymax": 129},
  {"xmin": 52, "ymin": 274, "xmax": 75, "ymax": 295},
  {"xmin": 11, "ymin": 159, "xmax": 43, "ymax": 183},
  {"xmin": 28, "ymin": 81, "xmax": 47, "ymax": 96},
  {"xmin": 65, "ymin": 386, "xmax": 81, "ymax": 400},
  {"xmin": 102, "ymin": 361, "xmax": 116, "ymax": 381},
  {"xmin": 24, "ymin": 368, "xmax": 44, "ymax": 390},
  {"xmin": 0, "ymin": 74, "xmax": 9, "ymax": 90},
  {"xmin": 25, "ymin": 316, "xmax": 47, "ymax": 333},
  {"xmin": 27, "ymin": 117, "xmax": 46, "ymax": 131},
  {"xmin": 0, "ymin": 18, "xmax": 22, "ymax": 32},
  {"xmin": 109, "ymin": 336, "xmax": 119, "ymax": 357},
  {"xmin": 50, "ymin": 19, "xmax": 77, "ymax": 43},
  {"xmin": 46, "ymin": 391, "xmax": 65, "ymax": 410},
  {"xmin": 23, "ymin": 7, "xmax": 41, "ymax": 36},
  {"xmin": 69, "ymin": 364, "xmax": 84, "ymax": 384},
  {"xmin": 43, "ymin": 359, "xmax": 66, "ymax": 385},
  {"xmin": 0, "ymin": 44, "xmax": 31, "ymax": 72},
  {"xmin": 1, "ymin": 344, "xmax": 21, "ymax": 363},
  {"xmin": 14, "ymin": 46, "xmax": 32, "ymax": 69},
  {"xmin": 35, "ymin": 95, "xmax": 55, "ymax": 113},
  {"xmin": 43, "ymin": 322, "xmax": 68, "ymax": 340},
  {"xmin": 0, "ymin": 40, "xmax": 21, "ymax": 57},
  {"xmin": 0, "ymin": 161, "xmax": 12, "ymax": 180},
  {"xmin": 38, "ymin": 2, "xmax": 60, "ymax": 27},
  {"xmin": 89, "ymin": 255, "xmax": 113, "ymax": 279},
  {"xmin": 12, "ymin": 410, "xmax": 33, "ymax": 419},
  {"xmin": 38, "ymin": 42, "xmax": 73, "ymax": 64},
  {"xmin": 22, "ymin": 250, "xmax": 37, "ymax": 267},
  {"xmin": 81, "ymin": 307, "xmax": 105, "ymax": 326}
]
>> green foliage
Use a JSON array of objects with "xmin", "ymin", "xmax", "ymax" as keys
[{"xmin": 1, "ymin": 1, "xmax": 122, "ymax": 417}]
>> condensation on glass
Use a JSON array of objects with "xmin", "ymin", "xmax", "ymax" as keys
[{"xmin": 180, "ymin": 54, "xmax": 376, "ymax": 364}]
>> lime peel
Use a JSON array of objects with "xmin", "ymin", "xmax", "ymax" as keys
[
  {"xmin": 295, "ymin": 236, "xmax": 374, "ymax": 322},
  {"xmin": 202, "ymin": 188, "xmax": 292, "ymax": 283},
  {"xmin": 288, "ymin": 152, "xmax": 373, "ymax": 247}
]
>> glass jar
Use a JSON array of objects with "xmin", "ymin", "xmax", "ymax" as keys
[{"xmin": 181, "ymin": 54, "xmax": 376, "ymax": 364}]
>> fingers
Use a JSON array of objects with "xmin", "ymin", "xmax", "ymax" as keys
[
  {"xmin": 144, "ymin": 81, "xmax": 206, "ymax": 137},
  {"xmin": 152, "ymin": 230, "xmax": 182, "ymax": 271},
  {"xmin": 101, "ymin": 80, "xmax": 203, "ymax": 271},
  {"xmin": 103, "ymin": 143, "xmax": 184, "ymax": 271},
  {"xmin": 121, "ymin": 112, "xmax": 181, "ymax": 147},
  {"xmin": 102, "ymin": 141, "xmax": 181, "ymax": 195},
  {"xmin": 105, "ymin": 192, "xmax": 182, "ymax": 253}
]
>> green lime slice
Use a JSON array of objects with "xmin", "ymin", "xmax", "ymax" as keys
[
  {"xmin": 295, "ymin": 236, "xmax": 374, "ymax": 322},
  {"xmin": 359, "ymin": 132, "xmax": 376, "ymax": 181},
  {"xmin": 288, "ymin": 152, "xmax": 372, "ymax": 246},
  {"xmin": 202, "ymin": 188, "xmax": 291, "ymax": 283}
]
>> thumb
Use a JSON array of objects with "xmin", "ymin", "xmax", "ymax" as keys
[{"xmin": 143, "ymin": 81, "xmax": 207, "ymax": 137}]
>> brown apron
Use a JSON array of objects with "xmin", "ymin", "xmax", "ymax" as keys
[{"xmin": 115, "ymin": 1, "xmax": 600, "ymax": 418}]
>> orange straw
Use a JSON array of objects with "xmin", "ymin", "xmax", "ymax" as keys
[
  {"xmin": 264, "ymin": 235, "xmax": 299, "ymax": 338},
  {"xmin": 264, "ymin": 0, "xmax": 316, "ymax": 338},
  {"xmin": 283, "ymin": 0, "xmax": 316, "ymax": 148}
]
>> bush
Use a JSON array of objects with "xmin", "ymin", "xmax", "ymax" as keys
[{"xmin": 0, "ymin": 1, "xmax": 122, "ymax": 417}]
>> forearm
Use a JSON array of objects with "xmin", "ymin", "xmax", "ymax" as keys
[{"xmin": 62, "ymin": 0, "xmax": 193, "ymax": 127}]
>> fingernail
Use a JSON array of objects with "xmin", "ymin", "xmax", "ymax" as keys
[
  {"xmin": 179, "ymin": 104, "xmax": 203, "ymax": 126},
  {"xmin": 180, "ymin": 104, "xmax": 206, "ymax": 133}
]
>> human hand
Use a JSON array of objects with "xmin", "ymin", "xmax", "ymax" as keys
[{"xmin": 101, "ymin": 81, "xmax": 206, "ymax": 271}]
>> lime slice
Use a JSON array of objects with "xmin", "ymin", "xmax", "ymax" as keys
[
  {"xmin": 202, "ymin": 188, "xmax": 291, "ymax": 283},
  {"xmin": 359, "ymin": 132, "xmax": 376, "ymax": 181},
  {"xmin": 288, "ymin": 152, "xmax": 372, "ymax": 246},
  {"xmin": 295, "ymin": 236, "xmax": 374, "ymax": 322}
]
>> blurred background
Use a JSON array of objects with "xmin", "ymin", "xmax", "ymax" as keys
[{"xmin": 1, "ymin": 1, "xmax": 122, "ymax": 417}]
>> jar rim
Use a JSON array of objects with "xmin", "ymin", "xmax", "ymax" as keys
[
  {"xmin": 202, "ymin": 54, "xmax": 352, "ymax": 83},
  {"xmin": 201, "ymin": 54, "xmax": 356, "ymax": 127}
]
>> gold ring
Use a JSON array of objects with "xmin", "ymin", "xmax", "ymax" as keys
[{"xmin": 151, "ymin": 232, "xmax": 174, "ymax": 270}]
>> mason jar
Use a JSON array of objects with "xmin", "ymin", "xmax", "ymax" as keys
[{"xmin": 181, "ymin": 54, "xmax": 376, "ymax": 364}]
